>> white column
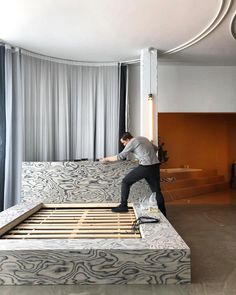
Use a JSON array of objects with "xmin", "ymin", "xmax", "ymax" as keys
[{"xmin": 140, "ymin": 48, "xmax": 158, "ymax": 144}]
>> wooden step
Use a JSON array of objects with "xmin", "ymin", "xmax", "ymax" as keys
[
  {"xmin": 161, "ymin": 175, "xmax": 225, "ymax": 190},
  {"xmin": 161, "ymin": 169, "xmax": 218, "ymax": 180},
  {"xmin": 164, "ymin": 182, "xmax": 229, "ymax": 202}
]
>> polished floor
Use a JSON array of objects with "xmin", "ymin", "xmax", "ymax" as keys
[{"xmin": 1, "ymin": 189, "xmax": 236, "ymax": 295}]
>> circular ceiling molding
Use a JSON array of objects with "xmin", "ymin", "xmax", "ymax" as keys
[
  {"xmin": 230, "ymin": 13, "xmax": 236, "ymax": 40},
  {"xmin": 162, "ymin": 0, "xmax": 233, "ymax": 55}
]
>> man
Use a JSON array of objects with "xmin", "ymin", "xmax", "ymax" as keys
[{"xmin": 100, "ymin": 132, "xmax": 166, "ymax": 216}]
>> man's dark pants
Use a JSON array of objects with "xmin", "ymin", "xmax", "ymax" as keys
[{"xmin": 121, "ymin": 163, "xmax": 166, "ymax": 216}]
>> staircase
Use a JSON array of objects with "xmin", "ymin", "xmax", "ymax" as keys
[{"xmin": 160, "ymin": 168, "xmax": 229, "ymax": 202}]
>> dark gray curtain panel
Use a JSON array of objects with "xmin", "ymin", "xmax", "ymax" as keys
[
  {"xmin": 4, "ymin": 47, "xmax": 23, "ymax": 209},
  {"xmin": 0, "ymin": 45, "xmax": 6, "ymax": 212},
  {"xmin": 118, "ymin": 64, "xmax": 127, "ymax": 152}
]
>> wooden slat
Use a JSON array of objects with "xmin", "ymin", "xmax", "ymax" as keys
[
  {"xmin": 39, "ymin": 210, "xmax": 126, "ymax": 213},
  {"xmin": 15, "ymin": 224, "xmax": 131, "ymax": 230},
  {"xmin": 38, "ymin": 208, "xmax": 135, "ymax": 212},
  {"xmin": 9, "ymin": 228, "xmax": 133, "ymax": 235},
  {"xmin": 3, "ymin": 233, "xmax": 139, "ymax": 239},
  {"xmin": 42, "ymin": 203, "xmax": 133, "ymax": 208},
  {"xmin": 27, "ymin": 217, "xmax": 135, "ymax": 221},
  {"xmin": 23, "ymin": 220, "xmax": 135, "ymax": 227},
  {"xmin": 29, "ymin": 216, "xmax": 134, "ymax": 220},
  {"xmin": 20, "ymin": 221, "xmax": 133, "ymax": 226},
  {"xmin": 9, "ymin": 228, "xmax": 136, "ymax": 235},
  {"xmin": 33, "ymin": 212, "xmax": 134, "ymax": 216},
  {"xmin": 29, "ymin": 216, "xmax": 134, "ymax": 219}
]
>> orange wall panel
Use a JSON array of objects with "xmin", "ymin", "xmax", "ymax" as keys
[{"xmin": 158, "ymin": 113, "xmax": 236, "ymax": 181}]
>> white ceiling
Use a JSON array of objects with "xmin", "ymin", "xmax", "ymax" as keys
[{"xmin": 0, "ymin": 0, "xmax": 235, "ymax": 64}]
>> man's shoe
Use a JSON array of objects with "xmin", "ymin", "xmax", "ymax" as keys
[{"xmin": 111, "ymin": 205, "xmax": 129, "ymax": 213}]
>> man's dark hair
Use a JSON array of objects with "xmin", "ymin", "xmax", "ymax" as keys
[{"xmin": 121, "ymin": 132, "xmax": 133, "ymax": 140}]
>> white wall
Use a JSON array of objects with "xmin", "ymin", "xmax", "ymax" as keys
[
  {"xmin": 158, "ymin": 65, "xmax": 236, "ymax": 112},
  {"xmin": 127, "ymin": 64, "xmax": 236, "ymax": 135}
]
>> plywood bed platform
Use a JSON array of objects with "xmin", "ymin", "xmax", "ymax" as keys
[{"xmin": 0, "ymin": 202, "xmax": 191, "ymax": 285}]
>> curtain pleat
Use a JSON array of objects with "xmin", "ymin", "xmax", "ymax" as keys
[{"xmin": 0, "ymin": 45, "xmax": 6, "ymax": 212}]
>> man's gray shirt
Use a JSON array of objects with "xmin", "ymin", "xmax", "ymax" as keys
[{"xmin": 117, "ymin": 136, "xmax": 160, "ymax": 166}]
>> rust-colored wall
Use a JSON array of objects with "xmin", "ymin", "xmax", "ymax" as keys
[{"xmin": 158, "ymin": 113, "xmax": 236, "ymax": 181}]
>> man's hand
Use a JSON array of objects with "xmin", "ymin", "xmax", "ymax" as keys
[
  {"xmin": 100, "ymin": 158, "xmax": 109, "ymax": 164},
  {"xmin": 100, "ymin": 155, "xmax": 118, "ymax": 163}
]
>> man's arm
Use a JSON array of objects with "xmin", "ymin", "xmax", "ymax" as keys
[
  {"xmin": 117, "ymin": 139, "xmax": 135, "ymax": 160},
  {"xmin": 100, "ymin": 139, "xmax": 135, "ymax": 163}
]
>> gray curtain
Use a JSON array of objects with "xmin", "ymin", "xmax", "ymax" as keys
[
  {"xmin": 21, "ymin": 51, "xmax": 120, "ymax": 161},
  {"xmin": 3, "ymin": 48, "xmax": 120, "ymax": 209},
  {"xmin": 4, "ymin": 46, "xmax": 23, "ymax": 209}
]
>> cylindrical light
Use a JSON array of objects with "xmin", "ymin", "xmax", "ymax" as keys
[{"xmin": 148, "ymin": 93, "xmax": 153, "ymax": 141}]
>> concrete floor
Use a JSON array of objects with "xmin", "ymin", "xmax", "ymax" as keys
[{"xmin": 0, "ymin": 189, "xmax": 236, "ymax": 295}]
